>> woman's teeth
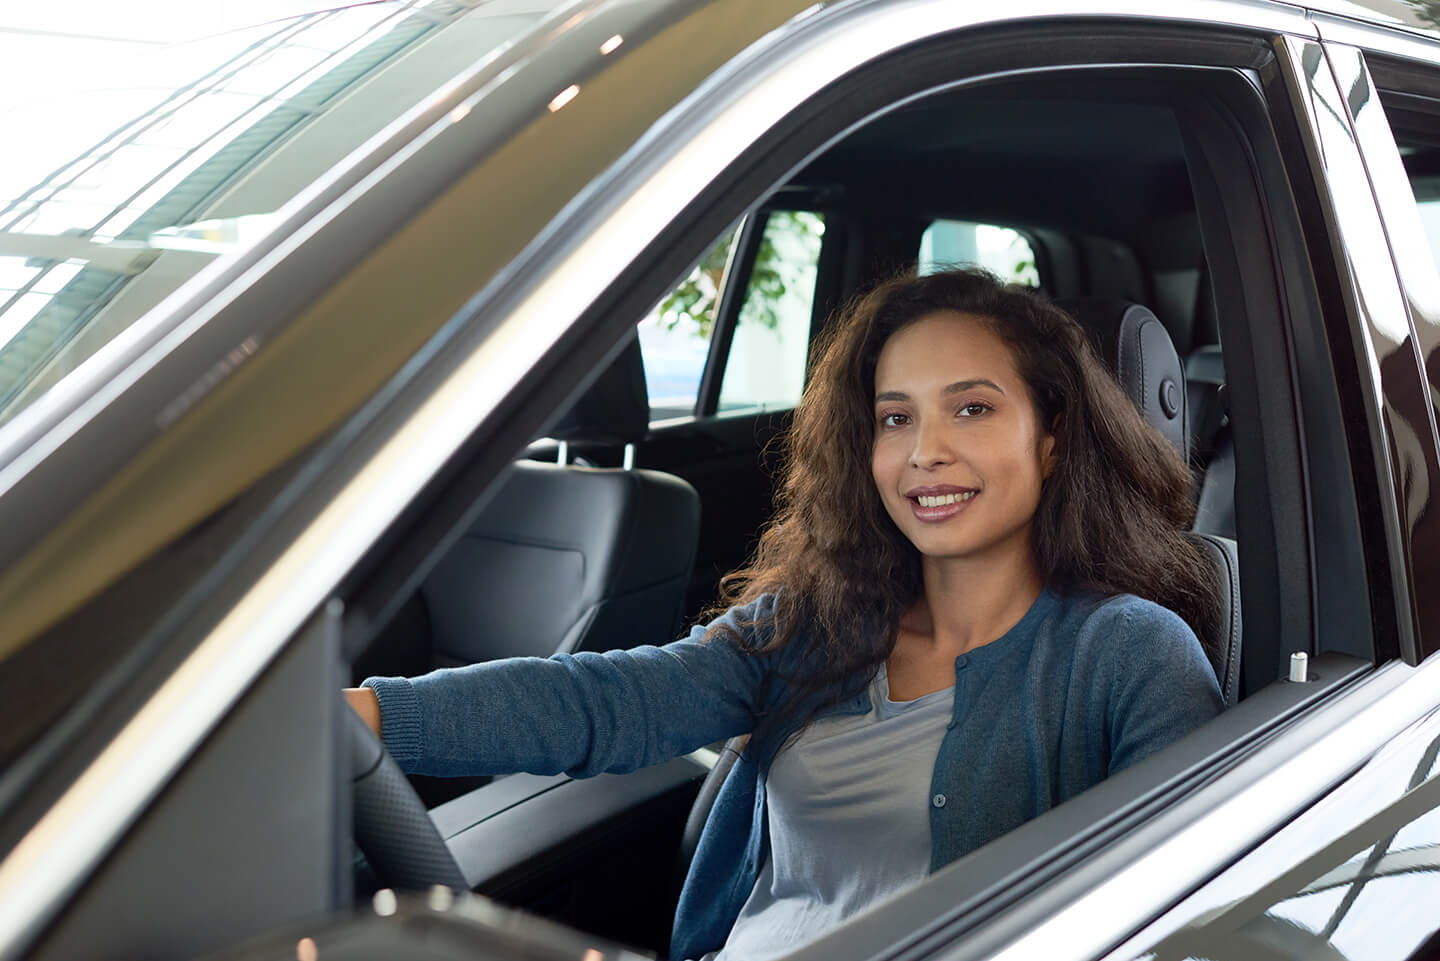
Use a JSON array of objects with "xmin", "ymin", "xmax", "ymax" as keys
[{"xmin": 916, "ymin": 492, "xmax": 977, "ymax": 508}]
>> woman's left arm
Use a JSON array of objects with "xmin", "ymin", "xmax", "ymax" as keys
[{"xmin": 1104, "ymin": 601, "xmax": 1225, "ymax": 775}]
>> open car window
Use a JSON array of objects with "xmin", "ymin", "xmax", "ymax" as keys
[
  {"xmin": 332, "ymin": 32, "xmax": 1366, "ymax": 961},
  {"xmin": 11, "ymin": 6, "xmax": 1440, "ymax": 961}
]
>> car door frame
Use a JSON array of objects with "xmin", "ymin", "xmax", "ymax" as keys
[
  {"xmin": 2, "ymin": 4, "xmax": 1427, "ymax": 961},
  {"xmin": 354, "ymin": 13, "xmax": 1416, "ymax": 961}
]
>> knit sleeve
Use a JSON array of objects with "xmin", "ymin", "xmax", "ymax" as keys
[
  {"xmin": 362, "ymin": 595, "xmax": 779, "ymax": 778},
  {"xmin": 1099, "ymin": 597, "xmax": 1224, "ymax": 775}
]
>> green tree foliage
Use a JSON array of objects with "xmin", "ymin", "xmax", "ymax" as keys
[
  {"xmin": 1408, "ymin": 0, "xmax": 1440, "ymax": 30},
  {"xmin": 658, "ymin": 211, "xmax": 823, "ymax": 338}
]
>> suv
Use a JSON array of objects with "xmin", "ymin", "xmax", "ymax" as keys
[{"xmin": 3, "ymin": 2, "xmax": 1440, "ymax": 960}]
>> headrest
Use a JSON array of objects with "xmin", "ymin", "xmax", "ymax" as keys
[
  {"xmin": 548, "ymin": 332, "xmax": 650, "ymax": 445},
  {"xmin": 1056, "ymin": 298, "xmax": 1188, "ymax": 457}
]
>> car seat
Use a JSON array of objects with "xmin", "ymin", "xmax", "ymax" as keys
[{"xmin": 422, "ymin": 332, "xmax": 702, "ymax": 665}]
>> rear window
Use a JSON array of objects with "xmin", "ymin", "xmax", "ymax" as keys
[{"xmin": 919, "ymin": 219, "xmax": 1040, "ymax": 285}]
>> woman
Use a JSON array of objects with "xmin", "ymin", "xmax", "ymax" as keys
[{"xmin": 346, "ymin": 268, "xmax": 1224, "ymax": 961}]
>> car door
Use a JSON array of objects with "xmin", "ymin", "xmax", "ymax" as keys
[
  {"xmin": 351, "ymin": 10, "xmax": 1425, "ymax": 961},
  {"xmin": 5, "ymin": 5, "xmax": 1440, "ymax": 961},
  {"xmin": 1095, "ymin": 22, "xmax": 1440, "ymax": 961}
]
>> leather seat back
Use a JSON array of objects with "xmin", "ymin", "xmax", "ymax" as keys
[
  {"xmin": 1188, "ymin": 532, "xmax": 1241, "ymax": 706},
  {"xmin": 425, "ymin": 462, "xmax": 700, "ymax": 662},
  {"xmin": 422, "ymin": 334, "xmax": 701, "ymax": 663},
  {"xmin": 1059, "ymin": 297, "xmax": 1189, "ymax": 454}
]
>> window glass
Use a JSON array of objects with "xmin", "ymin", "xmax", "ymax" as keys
[
  {"xmin": 1412, "ymin": 175, "xmax": 1440, "ymax": 264},
  {"xmin": 919, "ymin": 219, "xmax": 1040, "ymax": 286},
  {"xmin": 0, "ymin": 2, "xmax": 548, "ymax": 428},
  {"xmin": 636, "ymin": 227, "xmax": 737, "ymax": 419},
  {"xmin": 717, "ymin": 210, "xmax": 825, "ymax": 412}
]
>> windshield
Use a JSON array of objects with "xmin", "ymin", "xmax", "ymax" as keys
[{"xmin": 0, "ymin": 0, "xmax": 555, "ymax": 427}]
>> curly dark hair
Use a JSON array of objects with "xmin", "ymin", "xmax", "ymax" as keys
[{"xmin": 710, "ymin": 267, "xmax": 1220, "ymax": 720}]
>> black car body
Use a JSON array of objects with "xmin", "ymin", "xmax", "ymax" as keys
[{"xmin": 4, "ymin": 1, "xmax": 1440, "ymax": 959}]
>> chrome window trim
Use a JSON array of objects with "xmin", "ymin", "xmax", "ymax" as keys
[
  {"xmin": 0, "ymin": 1, "xmax": 1337, "ymax": 957},
  {"xmin": 1267, "ymin": 34, "xmax": 1420, "ymax": 659},
  {"xmin": 1313, "ymin": 11, "xmax": 1440, "ymax": 69}
]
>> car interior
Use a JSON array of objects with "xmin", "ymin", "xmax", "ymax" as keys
[
  {"xmin": 334, "ymin": 66, "xmax": 1366, "ymax": 957},
  {"xmin": 17, "ymin": 26, "xmax": 1415, "ymax": 961}
]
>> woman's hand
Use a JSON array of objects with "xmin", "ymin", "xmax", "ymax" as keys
[{"xmin": 344, "ymin": 687, "xmax": 381, "ymax": 738}]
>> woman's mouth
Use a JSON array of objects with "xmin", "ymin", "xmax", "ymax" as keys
[{"xmin": 907, "ymin": 489, "xmax": 978, "ymax": 521}]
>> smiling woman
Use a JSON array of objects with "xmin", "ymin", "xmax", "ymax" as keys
[
  {"xmin": 713, "ymin": 269, "xmax": 1224, "ymax": 709},
  {"xmin": 349, "ymin": 267, "xmax": 1225, "ymax": 961},
  {"xmin": 871, "ymin": 315, "xmax": 1055, "ymax": 586}
]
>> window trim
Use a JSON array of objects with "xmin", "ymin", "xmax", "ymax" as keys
[
  {"xmin": 696, "ymin": 211, "xmax": 768, "ymax": 416},
  {"xmin": 7, "ymin": 8, "xmax": 1366, "ymax": 961},
  {"xmin": 1348, "ymin": 47, "xmax": 1440, "ymax": 665}
]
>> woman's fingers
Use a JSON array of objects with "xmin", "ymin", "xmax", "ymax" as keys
[{"xmin": 343, "ymin": 687, "xmax": 381, "ymax": 737}]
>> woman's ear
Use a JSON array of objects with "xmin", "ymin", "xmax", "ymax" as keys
[{"xmin": 1042, "ymin": 416, "xmax": 1060, "ymax": 478}]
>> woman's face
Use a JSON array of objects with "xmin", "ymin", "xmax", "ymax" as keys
[{"xmin": 870, "ymin": 310, "xmax": 1055, "ymax": 568}]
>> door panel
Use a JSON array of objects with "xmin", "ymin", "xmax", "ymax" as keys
[
  {"xmin": 435, "ymin": 757, "xmax": 710, "ymax": 956},
  {"xmin": 28, "ymin": 607, "xmax": 345, "ymax": 961},
  {"xmin": 639, "ymin": 411, "xmax": 790, "ymax": 621},
  {"xmin": 1112, "ymin": 693, "xmax": 1440, "ymax": 961}
]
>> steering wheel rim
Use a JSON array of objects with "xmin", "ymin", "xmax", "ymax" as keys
[{"xmin": 345, "ymin": 697, "xmax": 469, "ymax": 892}]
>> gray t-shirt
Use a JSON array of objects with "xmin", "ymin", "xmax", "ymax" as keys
[{"xmin": 706, "ymin": 668, "xmax": 955, "ymax": 961}]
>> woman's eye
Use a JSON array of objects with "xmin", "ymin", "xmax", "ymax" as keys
[
  {"xmin": 880, "ymin": 412, "xmax": 909, "ymax": 428},
  {"xmin": 958, "ymin": 402, "xmax": 992, "ymax": 417}
]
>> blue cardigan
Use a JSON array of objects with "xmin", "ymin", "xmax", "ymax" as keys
[{"xmin": 363, "ymin": 589, "xmax": 1222, "ymax": 960}]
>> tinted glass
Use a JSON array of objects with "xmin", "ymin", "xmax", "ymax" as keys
[{"xmin": 918, "ymin": 219, "xmax": 1040, "ymax": 286}]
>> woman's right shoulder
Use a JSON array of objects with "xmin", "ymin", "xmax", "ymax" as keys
[{"xmin": 690, "ymin": 593, "xmax": 782, "ymax": 652}]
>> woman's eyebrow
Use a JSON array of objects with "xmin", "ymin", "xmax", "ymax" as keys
[
  {"xmin": 874, "ymin": 379, "xmax": 1005, "ymax": 404},
  {"xmin": 944, "ymin": 378, "xmax": 1004, "ymax": 395}
]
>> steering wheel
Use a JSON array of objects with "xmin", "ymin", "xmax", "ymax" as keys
[{"xmin": 344, "ymin": 699, "xmax": 469, "ymax": 892}]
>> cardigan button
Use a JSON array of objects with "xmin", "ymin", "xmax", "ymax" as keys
[{"xmin": 932, "ymin": 793, "xmax": 947, "ymax": 809}]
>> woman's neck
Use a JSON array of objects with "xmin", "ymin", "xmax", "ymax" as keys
[{"xmin": 903, "ymin": 548, "xmax": 1046, "ymax": 658}]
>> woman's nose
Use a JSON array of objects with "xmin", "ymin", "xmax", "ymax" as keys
[{"xmin": 909, "ymin": 421, "xmax": 954, "ymax": 469}]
